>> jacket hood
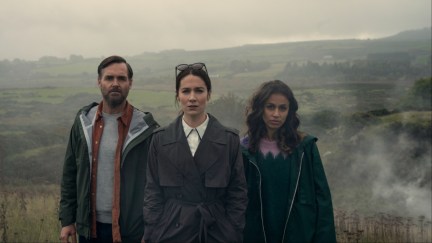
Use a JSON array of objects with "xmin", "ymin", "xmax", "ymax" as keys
[
  {"xmin": 79, "ymin": 102, "xmax": 157, "ymax": 139},
  {"xmin": 78, "ymin": 102, "xmax": 158, "ymax": 163}
]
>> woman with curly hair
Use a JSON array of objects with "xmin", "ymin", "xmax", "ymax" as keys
[{"xmin": 242, "ymin": 80, "xmax": 336, "ymax": 243}]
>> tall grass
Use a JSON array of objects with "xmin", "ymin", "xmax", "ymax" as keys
[
  {"xmin": 0, "ymin": 185, "xmax": 430, "ymax": 242},
  {"xmin": 335, "ymin": 209, "xmax": 432, "ymax": 242},
  {"xmin": 0, "ymin": 184, "xmax": 61, "ymax": 242}
]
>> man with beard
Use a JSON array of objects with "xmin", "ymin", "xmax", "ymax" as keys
[{"xmin": 59, "ymin": 56, "xmax": 159, "ymax": 243}]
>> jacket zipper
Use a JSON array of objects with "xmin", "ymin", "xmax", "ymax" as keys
[
  {"xmin": 281, "ymin": 151, "xmax": 304, "ymax": 242},
  {"xmin": 249, "ymin": 159, "xmax": 268, "ymax": 243}
]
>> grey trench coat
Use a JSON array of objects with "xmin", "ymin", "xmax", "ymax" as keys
[{"xmin": 143, "ymin": 114, "xmax": 248, "ymax": 243}]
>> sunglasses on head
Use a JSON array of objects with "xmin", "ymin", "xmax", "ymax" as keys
[{"xmin": 175, "ymin": 62, "xmax": 207, "ymax": 77}]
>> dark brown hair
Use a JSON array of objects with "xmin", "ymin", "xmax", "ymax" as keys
[
  {"xmin": 175, "ymin": 65, "xmax": 211, "ymax": 98},
  {"xmin": 97, "ymin": 55, "xmax": 133, "ymax": 79},
  {"xmin": 245, "ymin": 80, "xmax": 301, "ymax": 154}
]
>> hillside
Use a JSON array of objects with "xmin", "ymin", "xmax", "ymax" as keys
[
  {"xmin": 0, "ymin": 27, "xmax": 430, "ymax": 92},
  {"xmin": 380, "ymin": 27, "xmax": 431, "ymax": 41}
]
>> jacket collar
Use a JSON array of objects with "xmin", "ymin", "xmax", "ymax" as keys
[
  {"xmin": 95, "ymin": 101, "xmax": 133, "ymax": 127},
  {"xmin": 161, "ymin": 114, "xmax": 227, "ymax": 175},
  {"xmin": 81, "ymin": 101, "xmax": 154, "ymax": 138},
  {"xmin": 78, "ymin": 102, "xmax": 157, "ymax": 160},
  {"xmin": 162, "ymin": 114, "xmax": 225, "ymax": 144},
  {"xmin": 182, "ymin": 114, "xmax": 209, "ymax": 140}
]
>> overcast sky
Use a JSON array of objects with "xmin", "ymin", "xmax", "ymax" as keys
[{"xmin": 1, "ymin": 0, "xmax": 430, "ymax": 61}]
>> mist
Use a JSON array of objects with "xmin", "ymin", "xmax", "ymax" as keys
[
  {"xmin": 1, "ymin": 0, "xmax": 430, "ymax": 60},
  {"xmin": 322, "ymin": 112, "xmax": 432, "ymax": 220},
  {"xmin": 364, "ymin": 134, "xmax": 430, "ymax": 218}
]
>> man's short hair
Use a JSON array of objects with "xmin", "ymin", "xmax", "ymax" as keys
[{"xmin": 97, "ymin": 55, "xmax": 133, "ymax": 79}]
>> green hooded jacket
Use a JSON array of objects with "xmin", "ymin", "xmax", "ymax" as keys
[
  {"xmin": 59, "ymin": 102, "xmax": 159, "ymax": 242},
  {"xmin": 241, "ymin": 135, "xmax": 336, "ymax": 243}
]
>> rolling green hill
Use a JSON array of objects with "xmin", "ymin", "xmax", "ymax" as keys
[{"xmin": 0, "ymin": 27, "xmax": 430, "ymax": 92}]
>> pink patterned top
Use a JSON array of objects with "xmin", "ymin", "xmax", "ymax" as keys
[{"xmin": 259, "ymin": 138, "xmax": 287, "ymax": 158}]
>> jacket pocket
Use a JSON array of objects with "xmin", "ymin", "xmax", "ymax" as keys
[
  {"xmin": 210, "ymin": 203, "xmax": 242, "ymax": 242},
  {"xmin": 150, "ymin": 200, "xmax": 183, "ymax": 242}
]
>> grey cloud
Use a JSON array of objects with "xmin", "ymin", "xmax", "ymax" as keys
[{"xmin": 0, "ymin": 0, "xmax": 430, "ymax": 60}]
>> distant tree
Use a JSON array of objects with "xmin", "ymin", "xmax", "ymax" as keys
[
  {"xmin": 69, "ymin": 54, "xmax": 84, "ymax": 63},
  {"xmin": 207, "ymin": 93, "xmax": 245, "ymax": 131},
  {"xmin": 0, "ymin": 59, "xmax": 35, "ymax": 81},
  {"xmin": 399, "ymin": 77, "xmax": 432, "ymax": 110},
  {"xmin": 38, "ymin": 56, "xmax": 67, "ymax": 66}
]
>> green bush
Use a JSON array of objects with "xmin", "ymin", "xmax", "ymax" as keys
[{"xmin": 399, "ymin": 77, "xmax": 432, "ymax": 111}]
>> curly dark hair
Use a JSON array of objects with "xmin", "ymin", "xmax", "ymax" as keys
[{"xmin": 245, "ymin": 80, "xmax": 301, "ymax": 154}]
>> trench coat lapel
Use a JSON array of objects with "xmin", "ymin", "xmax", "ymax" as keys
[
  {"xmin": 161, "ymin": 116, "xmax": 200, "ymax": 178},
  {"xmin": 193, "ymin": 115, "xmax": 226, "ymax": 174}
]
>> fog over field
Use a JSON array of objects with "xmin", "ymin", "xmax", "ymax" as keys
[
  {"xmin": 0, "ymin": 0, "xmax": 430, "ymax": 60},
  {"xmin": 349, "ymin": 131, "xmax": 431, "ymax": 218}
]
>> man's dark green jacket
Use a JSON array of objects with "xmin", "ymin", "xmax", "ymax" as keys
[{"xmin": 59, "ymin": 102, "xmax": 159, "ymax": 242}]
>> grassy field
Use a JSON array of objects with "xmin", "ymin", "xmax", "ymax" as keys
[
  {"xmin": 0, "ymin": 87, "xmax": 178, "ymax": 128},
  {"xmin": 0, "ymin": 185, "xmax": 61, "ymax": 243},
  {"xmin": 0, "ymin": 87, "xmax": 174, "ymax": 108},
  {"xmin": 0, "ymin": 87, "xmax": 100, "ymax": 104},
  {"xmin": 0, "ymin": 184, "xmax": 430, "ymax": 242},
  {"xmin": 0, "ymin": 80, "xmax": 430, "ymax": 242}
]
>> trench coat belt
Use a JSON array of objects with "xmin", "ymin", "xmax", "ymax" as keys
[{"xmin": 171, "ymin": 198, "xmax": 218, "ymax": 243}]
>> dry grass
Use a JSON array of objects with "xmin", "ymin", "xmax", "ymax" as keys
[
  {"xmin": 335, "ymin": 209, "xmax": 432, "ymax": 242},
  {"xmin": 0, "ymin": 184, "xmax": 61, "ymax": 242},
  {"xmin": 0, "ymin": 184, "xmax": 431, "ymax": 242}
]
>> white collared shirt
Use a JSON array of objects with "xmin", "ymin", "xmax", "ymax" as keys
[{"xmin": 182, "ymin": 115, "xmax": 209, "ymax": 156}]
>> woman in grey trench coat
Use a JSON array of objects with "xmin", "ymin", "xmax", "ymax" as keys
[{"xmin": 143, "ymin": 63, "xmax": 248, "ymax": 243}]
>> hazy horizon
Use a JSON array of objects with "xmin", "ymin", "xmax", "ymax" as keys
[{"xmin": 1, "ymin": 0, "xmax": 430, "ymax": 61}]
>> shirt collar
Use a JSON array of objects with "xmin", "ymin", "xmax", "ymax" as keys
[
  {"xmin": 182, "ymin": 114, "xmax": 209, "ymax": 139},
  {"xmin": 95, "ymin": 101, "xmax": 133, "ymax": 126}
]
